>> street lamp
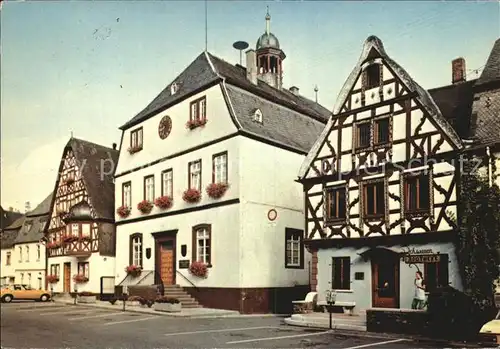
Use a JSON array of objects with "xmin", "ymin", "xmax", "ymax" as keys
[{"xmin": 325, "ymin": 289, "xmax": 337, "ymax": 329}]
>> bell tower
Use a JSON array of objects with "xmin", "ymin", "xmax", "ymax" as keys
[{"xmin": 255, "ymin": 8, "xmax": 286, "ymax": 89}]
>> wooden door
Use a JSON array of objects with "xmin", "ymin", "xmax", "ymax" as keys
[
  {"xmin": 371, "ymin": 258, "xmax": 399, "ymax": 308},
  {"xmin": 63, "ymin": 263, "xmax": 71, "ymax": 293},
  {"xmin": 159, "ymin": 241, "xmax": 174, "ymax": 285}
]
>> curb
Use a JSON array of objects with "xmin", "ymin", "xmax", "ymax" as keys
[{"xmin": 283, "ymin": 320, "xmax": 482, "ymax": 348}]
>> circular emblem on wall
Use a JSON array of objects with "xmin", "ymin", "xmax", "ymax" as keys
[
  {"xmin": 267, "ymin": 209, "xmax": 278, "ymax": 221},
  {"xmin": 158, "ymin": 115, "xmax": 172, "ymax": 139}
]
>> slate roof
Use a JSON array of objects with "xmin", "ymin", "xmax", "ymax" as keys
[
  {"xmin": 50, "ymin": 138, "xmax": 119, "ymax": 221},
  {"xmin": 14, "ymin": 192, "xmax": 53, "ymax": 245},
  {"xmin": 0, "ymin": 216, "xmax": 25, "ymax": 249},
  {"xmin": 0, "ymin": 207, "xmax": 23, "ymax": 230},
  {"xmin": 119, "ymin": 51, "xmax": 331, "ymax": 154},
  {"xmin": 476, "ymin": 38, "xmax": 500, "ymax": 87}
]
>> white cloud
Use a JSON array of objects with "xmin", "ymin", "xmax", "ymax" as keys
[{"xmin": 1, "ymin": 135, "xmax": 68, "ymax": 211}]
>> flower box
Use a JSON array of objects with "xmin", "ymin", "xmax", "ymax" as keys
[
  {"xmin": 47, "ymin": 242, "xmax": 61, "ymax": 249},
  {"xmin": 63, "ymin": 235, "xmax": 79, "ymax": 244},
  {"xmin": 155, "ymin": 196, "xmax": 173, "ymax": 210},
  {"xmin": 125, "ymin": 265, "xmax": 142, "ymax": 277},
  {"xmin": 154, "ymin": 296, "xmax": 181, "ymax": 313},
  {"xmin": 78, "ymin": 295, "xmax": 96, "ymax": 304},
  {"xmin": 189, "ymin": 261, "xmax": 208, "ymax": 278},
  {"xmin": 206, "ymin": 183, "xmax": 229, "ymax": 199},
  {"xmin": 117, "ymin": 205, "xmax": 131, "ymax": 218},
  {"xmin": 46, "ymin": 275, "xmax": 59, "ymax": 283},
  {"xmin": 182, "ymin": 189, "xmax": 201, "ymax": 203},
  {"xmin": 185, "ymin": 118, "xmax": 207, "ymax": 130},
  {"xmin": 137, "ymin": 200, "xmax": 153, "ymax": 214},
  {"xmin": 73, "ymin": 274, "xmax": 89, "ymax": 284},
  {"xmin": 128, "ymin": 145, "xmax": 142, "ymax": 154}
]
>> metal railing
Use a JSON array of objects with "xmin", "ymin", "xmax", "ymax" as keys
[{"xmin": 176, "ymin": 270, "xmax": 198, "ymax": 290}]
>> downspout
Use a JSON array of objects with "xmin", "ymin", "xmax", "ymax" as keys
[{"xmin": 486, "ymin": 146, "xmax": 493, "ymax": 187}]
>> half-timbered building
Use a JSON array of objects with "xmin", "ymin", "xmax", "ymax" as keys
[
  {"xmin": 298, "ymin": 35, "xmax": 499, "ymax": 312},
  {"xmin": 114, "ymin": 11, "xmax": 330, "ymax": 313},
  {"xmin": 45, "ymin": 138, "xmax": 118, "ymax": 297}
]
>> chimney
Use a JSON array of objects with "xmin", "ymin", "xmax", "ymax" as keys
[
  {"xmin": 452, "ymin": 57, "xmax": 466, "ymax": 84},
  {"xmin": 245, "ymin": 49, "xmax": 258, "ymax": 85},
  {"xmin": 112, "ymin": 143, "xmax": 117, "ymax": 150},
  {"xmin": 289, "ymin": 86, "xmax": 299, "ymax": 95}
]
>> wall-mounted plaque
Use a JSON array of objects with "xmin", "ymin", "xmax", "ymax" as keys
[
  {"xmin": 355, "ymin": 272, "xmax": 364, "ymax": 280},
  {"xmin": 179, "ymin": 260, "xmax": 190, "ymax": 269}
]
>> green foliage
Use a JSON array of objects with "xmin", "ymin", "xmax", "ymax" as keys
[{"xmin": 455, "ymin": 156, "xmax": 500, "ymax": 311}]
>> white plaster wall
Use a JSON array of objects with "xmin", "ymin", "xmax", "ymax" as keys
[
  {"xmin": 0, "ymin": 248, "xmax": 15, "ymax": 283},
  {"xmin": 116, "ymin": 85, "xmax": 237, "ymax": 175},
  {"xmin": 115, "ymin": 204, "xmax": 240, "ymax": 288},
  {"xmin": 11, "ymin": 242, "xmax": 46, "ymax": 288},
  {"xmin": 316, "ymin": 241, "xmax": 463, "ymax": 311},
  {"xmin": 115, "ymin": 137, "xmax": 240, "ymax": 221},
  {"xmin": 47, "ymin": 254, "xmax": 115, "ymax": 293}
]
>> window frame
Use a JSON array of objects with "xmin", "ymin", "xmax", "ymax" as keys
[
  {"xmin": 424, "ymin": 254, "xmax": 449, "ymax": 292},
  {"xmin": 189, "ymin": 96, "xmax": 207, "ymax": 122},
  {"xmin": 362, "ymin": 179, "xmax": 386, "ymax": 219},
  {"xmin": 192, "ymin": 224, "xmax": 212, "ymax": 267},
  {"xmin": 50, "ymin": 264, "xmax": 60, "ymax": 277},
  {"xmin": 188, "ymin": 160, "xmax": 202, "ymax": 191},
  {"xmin": 212, "ymin": 151, "xmax": 228, "ymax": 184},
  {"xmin": 129, "ymin": 233, "xmax": 143, "ymax": 268},
  {"xmin": 331, "ymin": 257, "xmax": 351, "ymax": 290},
  {"xmin": 285, "ymin": 228, "xmax": 304, "ymax": 269},
  {"xmin": 364, "ymin": 63, "xmax": 381, "ymax": 90},
  {"xmin": 325, "ymin": 186, "xmax": 347, "ymax": 224},
  {"xmin": 36, "ymin": 244, "xmax": 41, "ymax": 261},
  {"xmin": 374, "ymin": 116, "xmax": 390, "ymax": 146},
  {"xmin": 354, "ymin": 115, "xmax": 392, "ymax": 152},
  {"xmin": 122, "ymin": 181, "xmax": 132, "ymax": 208},
  {"xmin": 355, "ymin": 121, "xmax": 371, "ymax": 150},
  {"xmin": 130, "ymin": 127, "xmax": 143, "ymax": 151},
  {"xmin": 404, "ymin": 172, "xmax": 431, "ymax": 215},
  {"xmin": 77, "ymin": 262, "xmax": 89, "ymax": 278},
  {"xmin": 161, "ymin": 169, "xmax": 173, "ymax": 198},
  {"xmin": 6, "ymin": 251, "xmax": 11, "ymax": 266},
  {"xmin": 143, "ymin": 175, "xmax": 155, "ymax": 202}
]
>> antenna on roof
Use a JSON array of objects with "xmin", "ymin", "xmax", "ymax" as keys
[
  {"xmin": 233, "ymin": 41, "xmax": 249, "ymax": 65},
  {"xmin": 204, "ymin": 0, "xmax": 208, "ymax": 51},
  {"xmin": 314, "ymin": 85, "xmax": 319, "ymax": 103}
]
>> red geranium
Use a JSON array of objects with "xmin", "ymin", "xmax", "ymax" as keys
[
  {"xmin": 117, "ymin": 205, "xmax": 131, "ymax": 218},
  {"xmin": 137, "ymin": 200, "xmax": 153, "ymax": 214},
  {"xmin": 155, "ymin": 196, "xmax": 173, "ymax": 210},
  {"xmin": 189, "ymin": 261, "xmax": 208, "ymax": 278},
  {"xmin": 206, "ymin": 182, "xmax": 229, "ymax": 199},
  {"xmin": 185, "ymin": 119, "xmax": 207, "ymax": 130},
  {"xmin": 182, "ymin": 189, "xmax": 201, "ymax": 203},
  {"xmin": 47, "ymin": 242, "xmax": 61, "ymax": 249},
  {"xmin": 46, "ymin": 275, "xmax": 59, "ymax": 283},
  {"xmin": 73, "ymin": 274, "xmax": 89, "ymax": 283},
  {"xmin": 63, "ymin": 235, "xmax": 79, "ymax": 244},
  {"xmin": 125, "ymin": 265, "xmax": 142, "ymax": 277}
]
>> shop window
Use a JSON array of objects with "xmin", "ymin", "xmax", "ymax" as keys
[
  {"xmin": 424, "ymin": 254, "xmax": 449, "ymax": 292},
  {"xmin": 331, "ymin": 257, "xmax": 350, "ymax": 290}
]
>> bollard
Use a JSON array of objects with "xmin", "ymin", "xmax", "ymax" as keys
[{"xmin": 325, "ymin": 290, "xmax": 337, "ymax": 330}]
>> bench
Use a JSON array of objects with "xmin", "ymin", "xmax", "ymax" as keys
[
  {"xmin": 318, "ymin": 300, "xmax": 356, "ymax": 315},
  {"xmin": 292, "ymin": 292, "xmax": 318, "ymax": 314}
]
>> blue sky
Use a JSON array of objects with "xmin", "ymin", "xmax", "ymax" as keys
[{"xmin": 1, "ymin": 0, "xmax": 499, "ymax": 211}]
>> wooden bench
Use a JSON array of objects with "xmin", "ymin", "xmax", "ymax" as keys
[
  {"xmin": 292, "ymin": 292, "xmax": 318, "ymax": 314},
  {"xmin": 318, "ymin": 300, "xmax": 356, "ymax": 315}
]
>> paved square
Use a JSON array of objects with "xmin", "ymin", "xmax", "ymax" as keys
[{"xmin": 0, "ymin": 302, "xmax": 458, "ymax": 348}]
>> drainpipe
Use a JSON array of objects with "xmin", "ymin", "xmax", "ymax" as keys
[{"xmin": 486, "ymin": 146, "xmax": 493, "ymax": 187}]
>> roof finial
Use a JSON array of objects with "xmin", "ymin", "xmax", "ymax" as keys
[
  {"xmin": 70, "ymin": 131, "xmax": 73, "ymax": 138},
  {"xmin": 265, "ymin": 6, "xmax": 271, "ymax": 35},
  {"xmin": 314, "ymin": 85, "xmax": 319, "ymax": 103}
]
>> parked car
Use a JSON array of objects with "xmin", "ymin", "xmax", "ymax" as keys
[
  {"xmin": 478, "ymin": 283, "xmax": 500, "ymax": 345},
  {"xmin": 0, "ymin": 284, "xmax": 52, "ymax": 303}
]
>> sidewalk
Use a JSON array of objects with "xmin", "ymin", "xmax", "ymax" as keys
[{"xmin": 53, "ymin": 298, "xmax": 285, "ymax": 319}]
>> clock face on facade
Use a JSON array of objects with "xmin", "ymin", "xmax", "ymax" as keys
[{"xmin": 158, "ymin": 115, "xmax": 172, "ymax": 139}]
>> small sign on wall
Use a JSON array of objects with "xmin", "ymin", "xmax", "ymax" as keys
[
  {"xmin": 403, "ymin": 254, "xmax": 441, "ymax": 264},
  {"xmin": 179, "ymin": 260, "xmax": 190, "ymax": 269},
  {"xmin": 355, "ymin": 272, "xmax": 364, "ymax": 280},
  {"xmin": 267, "ymin": 209, "xmax": 278, "ymax": 221}
]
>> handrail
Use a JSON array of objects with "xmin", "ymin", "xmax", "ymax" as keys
[
  {"xmin": 136, "ymin": 270, "xmax": 153, "ymax": 285},
  {"xmin": 176, "ymin": 270, "xmax": 198, "ymax": 291}
]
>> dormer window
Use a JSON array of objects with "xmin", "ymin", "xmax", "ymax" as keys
[
  {"xmin": 365, "ymin": 64, "xmax": 381, "ymax": 90},
  {"xmin": 253, "ymin": 109, "xmax": 263, "ymax": 123},
  {"xmin": 171, "ymin": 83, "xmax": 178, "ymax": 95}
]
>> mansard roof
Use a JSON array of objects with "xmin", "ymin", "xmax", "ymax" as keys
[
  {"xmin": 119, "ymin": 51, "xmax": 330, "ymax": 154},
  {"xmin": 14, "ymin": 192, "xmax": 53, "ymax": 245},
  {"xmin": 332, "ymin": 35, "xmax": 463, "ymax": 150},
  {"xmin": 49, "ymin": 138, "xmax": 119, "ymax": 221}
]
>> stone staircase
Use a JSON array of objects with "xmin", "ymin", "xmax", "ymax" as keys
[{"xmin": 163, "ymin": 284, "xmax": 202, "ymax": 309}]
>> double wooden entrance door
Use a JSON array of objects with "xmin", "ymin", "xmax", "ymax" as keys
[
  {"xmin": 371, "ymin": 256, "xmax": 399, "ymax": 308},
  {"xmin": 63, "ymin": 262, "xmax": 71, "ymax": 293}
]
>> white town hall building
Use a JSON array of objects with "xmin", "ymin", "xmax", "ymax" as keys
[{"xmin": 113, "ymin": 11, "xmax": 330, "ymax": 313}]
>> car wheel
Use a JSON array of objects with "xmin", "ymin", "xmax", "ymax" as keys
[
  {"xmin": 2, "ymin": 294, "xmax": 13, "ymax": 303},
  {"xmin": 40, "ymin": 294, "xmax": 50, "ymax": 302}
]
